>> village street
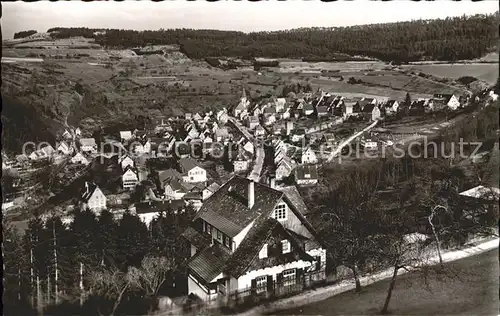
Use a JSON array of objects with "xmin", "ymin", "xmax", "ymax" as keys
[{"xmin": 228, "ymin": 116, "xmax": 265, "ymax": 182}]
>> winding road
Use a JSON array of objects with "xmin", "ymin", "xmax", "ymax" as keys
[
  {"xmin": 326, "ymin": 120, "xmax": 379, "ymax": 162},
  {"xmin": 227, "ymin": 117, "xmax": 265, "ymax": 182}
]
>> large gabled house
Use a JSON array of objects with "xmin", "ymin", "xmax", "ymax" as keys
[
  {"xmin": 122, "ymin": 165, "xmax": 139, "ymax": 190},
  {"xmin": 362, "ymin": 104, "xmax": 381, "ymax": 122},
  {"xmin": 431, "ymin": 94, "xmax": 460, "ymax": 111},
  {"xmin": 294, "ymin": 165, "xmax": 318, "ymax": 186},
  {"xmin": 275, "ymin": 157, "xmax": 296, "ymax": 181},
  {"xmin": 383, "ymin": 100, "xmax": 400, "ymax": 116},
  {"xmin": 182, "ymin": 176, "xmax": 326, "ymax": 303},
  {"xmin": 79, "ymin": 138, "xmax": 98, "ymax": 153},
  {"xmin": 57, "ymin": 141, "xmax": 72, "ymax": 155},
  {"xmin": 179, "ymin": 157, "xmax": 207, "ymax": 183},
  {"xmin": 80, "ymin": 181, "xmax": 107, "ymax": 213}
]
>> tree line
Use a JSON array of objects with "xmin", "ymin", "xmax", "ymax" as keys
[
  {"xmin": 13, "ymin": 30, "xmax": 38, "ymax": 39},
  {"xmin": 3, "ymin": 205, "xmax": 195, "ymax": 316},
  {"xmin": 42, "ymin": 13, "xmax": 499, "ymax": 61}
]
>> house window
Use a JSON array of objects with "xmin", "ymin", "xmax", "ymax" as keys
[
  {"xmin": 283, "ymin": 269, "xmax": 296, "ymax": 286},
  {"xmin": 273, "ymin": 203, "xmax": 287, "ymax": 221},
  {"xmin": 224, "ymin": 235, "xmax": 230, "ymax": 248},
  {"xmin": 281, "ymin": 240, "xmax": 291, "ymax": 254},
  {"xmin": 206, "ymin": 223, "xmax": 212, "ymax": 235},
  {"xmin": 216, "ymin": 230, "xmax": 223, "ymax": 242},
  {"xmin": 259, "ymin": 244, "xmax": 268, "ymax": 259},
  {"xmin": 256, "ymin": 275, "xmax": 267, "ymax": 293}
]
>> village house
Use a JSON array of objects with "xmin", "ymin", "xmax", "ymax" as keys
[
  {"xmin": 62, "ymin": 129, "xmax": 72, "ymax": 140},
  {"xmin": 158, "ymin": 168, "xmax": 183, "ymax": 187},
  {"xmin": 300, "ymin": 147, "xmax": 318, "ymax": 165},
  {"xmin": 281, "ymin": 107, "xmax": 292, "ymax": 120},
  {"xmin": 119, "ymin": 154, "xmax": 135, "ymax": 170},
  {"xmin": 383, "ymin": 100, "xmax": 400, "ymax": 116},
  {"xmin": 203, "ymin": 182, "xmax": 221, "ymax": 200},
  {"xmin": 264, "ymin": 113, "xmax": 277, "ymax": 126},
  {"xmin": 134, "ymin": 138, "xmax": 152, "ymax": 154},
  {"xmin": 122, "ymin": 165, "xmax": 139, "ymax": 190},
  {"xmin": 70, "ymin": 152, "xmax": 90, "ymax": 165},
  {"xmin": 431, "ymin": 93, "xmax": 460, "ymax": 111},
  {"xmin": 79, "ymin": 138, "xmax": 98, "ymax": 153},
  {"xmin": 80, "ymin": 181, "xmax": 107, "ymax": 213},
  {"xmin": 217, "ymin": 110, "xmax": 229, "ymax": 125},
  {"xmin": 302, "ymin": 103, "xmax": 315, "ymax": 116},
  {"xmin": 342, "ymin": 102, "xmax": 355, "ymax": 118},
  {"xmin": 185, "ymin": 113, "xmax": 193, "ymax": 121},
  {"xmin": 275, "ymin": 98, "xmax": 287, "ymax": 113},
  {"xmin": 215, "ymin": 127, "xmax": 231, "ymax": 142},
  {"xmin": 182, "ymin": 176, "xmax": 326, "ymax": 303},
  {"xmin": 291, "ymin": 128, "xmax": 306, "ymax": 143},
  {"xmin": 362, "ymin": 104, "xmax": 381, "ymax": 121},
  {"xmin": 254, "ymin": 125, "xmax": 266, "ymax": 138},
  {"xmin": 316, "ymin": 106, "xmax": 329, "ymax": 118},
  {"xmin": 57, "ymin": 141, "xmax": 72, "ymax": 155},
  {"xmin": 409, "ymin": 100, "xmax": 427, "ymax": 115},
  {"xmin": 275, "ymin": 158, "xmax": 296, "ymax": 181},
  {"xmin": 179, "ymin": 157, "xmax": 207, "ymax": 183},
  {"xmin": 135, "ymin": 200, "xmax": 185, "ymax": 227},
  {"xmin": 234, "ymin": 89, "xmax": 250, "ymax": 117},
  {"xmin": 164, "ymin": 178, "xmax": 188, "ymax": 200},
  {"xmin": 233, "ymin": 150, "xmax": 253, "ymax": 173},
  {"xmin": 29, "ymin": 144, "xmax": 56, "ymax": 161},
  {"xmin": 252, "ymin": 106, "xmax": 263, "ymax": 117},
  {"xmin": 164, "ymin": 178, "xmax": 205, "ymax": 200},
  {"xmin": 193, "ymin": 113, "xmax": 203, "ymax": 122},
  {"xmin": 150, "ymin": 137, "xmax": 176, "ymax": 157},
  {"xmin": 247, "ymin": 116, "xmax": 260, "ymax": 130},
  {"xmin": 294, "ymin": 165, "xmax": 319, "ymax": 186},
  {"xmin": 120, "ymin": 131, "xmax": 133, "ymax": 142}
]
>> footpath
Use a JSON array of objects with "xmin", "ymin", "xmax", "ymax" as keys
[{"xmin": 235, "ymin": 237, "xmax": 499, "ymax": 316}]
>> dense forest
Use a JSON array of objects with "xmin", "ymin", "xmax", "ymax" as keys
[
  {"xmin": 43, "ymin": 13, "xmax": 499, "ymax": 61},
  {"xmin": 3, "ymin": 206, "xmax": 195, "ymax": 316},
  {"xmin": 13, "ymin": 30, "xmax": 38, "ymax": 39}
]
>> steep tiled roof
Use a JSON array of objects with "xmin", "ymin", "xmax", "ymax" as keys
[
  {"xmin": 188, "ymin": 244, "xmax": 231, "ymax": 283},
  {"xmin": 182, "ymin": 226, "xmax": 212, "ymax": 250},
  {"xmin": 223, "ymin": 217, "xmax": 315, "ymax": 278},
  {"xmin": 194, "ymin": 176, "xmax": 283, "ymax": 237},
  {"xmin": 278, "ymin": 186, "xmax": 309, "ymax": 215},
  {"xmin": 80, "ymin": 138, "xmax": 97, "ymax": 147},
  {"xmin": 158, "ymin": 169, "xmax": 182, "ymax": 184},
  {"xmin": 81, "ymin": 182, "xmax": 100, "ymax": 202},
  {"xmin": 385, "ymin": 100, "xmax": 398, "ymax": 107},
  {"xmin": 362, "ymin": 103, "xmax": 377, "ymax": 113},
  {"xmin": 295, "ymin": 165, "xmax": 318, "ymax": 180},
  {"xmin": 206, "ymin": 182, "xmax": 221, "ymax": 193}
]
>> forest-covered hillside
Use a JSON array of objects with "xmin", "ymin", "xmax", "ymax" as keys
[{"xmin": 41, "ymin": 13, "xmax": 499, "ymax": 61}]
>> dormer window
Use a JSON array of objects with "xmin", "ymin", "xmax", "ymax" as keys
[
  {"xmin": 272, "ymin": 203, "xmax": 287, "ymax": 221},
  {"xmin": 281, "ymin": 240, "xmax": 291, "ymax": 254}
]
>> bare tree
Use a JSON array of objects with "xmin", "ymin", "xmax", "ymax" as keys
[
  {"xmin": 128, "ymin": 256, "xmax": 176, "ymax": 312},
  {"xmin": 88, "ymin": 267, "xmax": 132, "ymax": 316}
]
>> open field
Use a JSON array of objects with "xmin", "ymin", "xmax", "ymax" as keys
[
  {"xmin": 402, "ymin": 63, "xmax": 498, "ymax": 85},
  {"xmin": 277, "ymin": 60, "xmax": 388, "ymax": 73}
]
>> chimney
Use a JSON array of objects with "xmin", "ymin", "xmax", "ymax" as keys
[
  {"xmin": 270, "ymin": 178, "xmax": 276, "ymax": 189},
  {"xmin": 248, "ymin": 181, "xmax": 255, "ymax": 209}
]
